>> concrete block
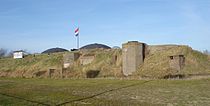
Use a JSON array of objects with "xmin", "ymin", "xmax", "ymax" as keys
[
  {"xmin": 63, "ymin": 52, "xmax": 80, "ymax": 68},
  {"xmin": 122, "ymin": 41, "xmax": 145, "ymax": 76}
]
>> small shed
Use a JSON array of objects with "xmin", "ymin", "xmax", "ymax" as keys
[
  {"xmin": 13, "ymin": 50, "xmax": 24, "ymax": 59},
  {"xmin": 168, "ymin": 55, "xmax": 185, "ymax": 71}
]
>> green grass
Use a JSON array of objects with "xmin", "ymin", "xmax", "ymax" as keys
[{"xmin": 0, "ymin": 78, "xmax": 210, "ymax": 106}]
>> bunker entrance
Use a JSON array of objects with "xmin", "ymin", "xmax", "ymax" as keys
[{"xmin": 86, "ymin": 70, "xmax": 100, "ymax": 78}]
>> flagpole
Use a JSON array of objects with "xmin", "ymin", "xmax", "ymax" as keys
[
  {"xmin": 77, "ymin": 34, "xmax": 79, "ymax": 50},
  {"xmin": 75, "ymin": 27, "xmax": 80, "ymax": 50}
]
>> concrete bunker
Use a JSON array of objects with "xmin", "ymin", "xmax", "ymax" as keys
[
  {"xmin": 169, "ymin": 55, "xmax": 185, "ymax": 71},
  {"xmin": 63, "ymin": 52, "xmax": 80, "ymax": 68},
  {"xmin": 80, "ymin": 54, "xmax": 95, "ymax": 65},
  {"xmin": 122, "ymin": 41, "xmax": 146, "ymax": 76}
]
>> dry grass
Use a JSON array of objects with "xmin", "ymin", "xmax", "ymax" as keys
[
  {"xmin": 1, "ymin": 78, "xmax": 210, "ymax": 106},
  {"xmin": 0, "ymin": 53, "xmax": 63, "ymax": 72},
  {"xmin": 0, "ymin": 53, "xmax": 64, "ymax": 78},
  {"xmin": 0, "ymin": 47, "xmax": 209, "ymax": 79},
  {"xmin": 65, "ymin": 49, "xmax": 123, "ymax": 78},
  {"xmin": 136, "ymin": 46, "xmax": 210, "ymax": 78}
]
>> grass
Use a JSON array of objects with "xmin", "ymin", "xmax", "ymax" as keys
[
  {"xmin": 137, "ymin": 46, "xmax": 210, "ymax": 78},
  {"xmin": 0, "ymin": 47, "xmax": 209, "ymax": 79},
  {"xmin": 0, "ymin": 53, "xmax": 64, "ymax": 78},
  {"xmin": 67, "ymin": 49, "xmax": 123, "ymax": 78},
  {"xmin": 0, "ymin": 78, "xmax": 210, "ymax": 106},
  {"xmin": 0, "ymin": 53, "xmax": 63, "ymax": 72}
]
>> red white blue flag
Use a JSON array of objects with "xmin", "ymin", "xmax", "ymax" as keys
[{"xmin": 75, "ymin": 28, "xmax": 79, "ymax": 36}]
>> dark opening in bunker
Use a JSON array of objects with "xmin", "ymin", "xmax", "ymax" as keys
[
  {"xmin": 86, "ymin": 70, "xmax": 100, "ymax": 78},
  {"xmin": 169, "ymin": 56, "xmax": 173, "ymax": 60}
]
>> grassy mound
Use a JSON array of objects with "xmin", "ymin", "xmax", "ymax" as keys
[
  {"xmin": 136, "ymin": 45, "xmax": 210, "ymax": 78},
  {"xmin": 0, "ymin": 46, "xmax": 209, "ymax": 79},
  {"xmin": 64, "ymin": 49, "xmax": 123, "ymax": 78},
  {"xmin": 0, "ymin": 53, "xmax": 63, "ymax": 77}
]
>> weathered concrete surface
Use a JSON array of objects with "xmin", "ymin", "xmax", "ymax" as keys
[
  {"xmin": 148, "ymin": 45, "xmax": 182, "ymax": 54},
  {"xmin": 63, "ymin": 52, "xmax": 80, "ymax": 68},
  {"xmin": 80, "ymin": 54, "xmax": 95, "ymax": 65},
  {"xmin": 169, "ymin": 55, "xmax": 185, "ymax": 71},
  {"xmin": 122, "ymin": 41, "xmax": 145, "ymax": 76}
]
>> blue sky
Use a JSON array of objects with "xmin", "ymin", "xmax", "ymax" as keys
[{"xmin": 0, "ymin": 0, "xmax": 210, "ymax": 53}]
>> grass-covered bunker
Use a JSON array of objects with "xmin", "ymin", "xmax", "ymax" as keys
[{"xmin": 0, "ymin": 42, "xmax": 210, "ymax": 79}]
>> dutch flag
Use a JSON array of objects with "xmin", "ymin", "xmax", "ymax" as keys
[{"xmin": 75, "ymin": 28, "xmax": 79, "ymax": 36}]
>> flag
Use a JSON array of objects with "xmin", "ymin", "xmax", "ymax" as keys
[{"xmin": 75, "ymin": 28, "xmax": 79, "ymax": 36}]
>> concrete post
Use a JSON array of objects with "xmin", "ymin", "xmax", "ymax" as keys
[{"xmin": 122, "ymin": 41, "xmax": 144, "ymax": 76}]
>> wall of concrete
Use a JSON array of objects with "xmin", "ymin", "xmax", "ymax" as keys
[
  {"xmin": 80, "ymin": 54, "xmax": 95, "ymax": 65},
  {"xmin": 63, "ymin": 52, "xmax": 80, "ymax": 68},
  {"xmin": 169, "ymin": 55, "xmax": 185, "ymax": 71},
  {"xmin": 148, "ymin": 45, "xmax": 180, "ymax": 54},
  {"xmin": 122, "ymin": 41, "xmax": 144, "ymax": 76}
]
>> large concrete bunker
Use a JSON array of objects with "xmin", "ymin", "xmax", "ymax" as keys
[{"xmin": 122, "ymin": 41, "xmax": 146, "ymax": 76}]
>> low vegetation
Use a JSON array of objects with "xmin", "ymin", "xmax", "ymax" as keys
[
  {"xmin": 0, "ymin": 78, "xmax": 210, "ymax": 106},
  {"xmin": 0, "ymin": 53, "xmax": 63, "ymax": 78},
  {"xmin": 137, "ymin": 46, "xmax": 210, "ymax": 78},
  {"xmin": 0, "ymin": 46, "xmax": 209, "ymax": 79}
]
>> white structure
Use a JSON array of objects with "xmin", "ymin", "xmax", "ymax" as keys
[{"xmin": 13, "ymin": 51, "xmax": 24, "ymax": 59}]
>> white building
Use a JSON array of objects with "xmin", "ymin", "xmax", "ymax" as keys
[{"xmin": 13, "ymin": 50, "xmax": 24, "ymax": 59}]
